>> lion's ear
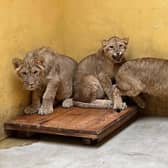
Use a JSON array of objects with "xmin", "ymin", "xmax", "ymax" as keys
[
  {"xmin": 102, "ymin": 39, "xmax": 108, "ymax": 47},
  {"xmin": 122, "ymin": 37, "xmax": 129, "ymax": 45},
  {"xmin": 12, "ymin": 58, "xmax": 23, "ymax": 71}
]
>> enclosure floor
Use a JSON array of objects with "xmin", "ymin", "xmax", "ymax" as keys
[{"xmin": 1, "ymin": 117, "xmax": 168, "ymax": 168}]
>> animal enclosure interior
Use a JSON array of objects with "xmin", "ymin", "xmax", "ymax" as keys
[{"xmin": 0, "ymin": 0, "xmax": 168, "ymax": 140}]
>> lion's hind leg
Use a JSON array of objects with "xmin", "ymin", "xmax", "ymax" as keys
[
  {"xmin": 74, "ymin": 75, "xmax": 104, "ymax": 103},
  {"xmin": 63, "ymin": 75, "xmax": 109, "ymax": 108}
]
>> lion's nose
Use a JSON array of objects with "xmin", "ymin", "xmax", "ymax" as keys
[{"xmin": 29, "ymin": 82, "xmax": 34, "ymax": 86}]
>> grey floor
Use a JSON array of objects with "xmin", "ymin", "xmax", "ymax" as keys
[{"xmin": 0, "ymin": 117, "xmax": 168, "ymax": 168}]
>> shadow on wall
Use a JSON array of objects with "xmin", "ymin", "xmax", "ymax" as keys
[{"xmin": 140, "ymin": 95, "xmax": 168, "ymax": 116}]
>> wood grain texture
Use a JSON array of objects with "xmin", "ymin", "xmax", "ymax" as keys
[{"xmin": 4, "ymin": 107, "xmax": 137, "ymax": 142}]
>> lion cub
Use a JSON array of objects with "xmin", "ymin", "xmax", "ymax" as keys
[
  {"xmin": 112, "ymin": 58, "xmax": 168, "ymax": 110},
  {"xmin": 12, "ymin": 47, "xmax": 77, "ymax": 115},
  {"xmin": 63, "ymin": 36, "xmax": 128, "ymax": 109}
]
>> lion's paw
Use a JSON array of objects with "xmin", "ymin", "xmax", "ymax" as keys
[
  {"xmin": 24, "ymin": 105, "xmax": 39, "ymax": 115},
  {"xmin": 113, "ymin": 101, "xmax": 127, "ymax": 112},
  {"xmin": 38, "ymin": 104, "xmax": 53, "ymax": 115}
]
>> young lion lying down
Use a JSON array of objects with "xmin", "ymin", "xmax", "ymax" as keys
[
  {"xmin": 13, "ymin": 47, "xmax": 77, "ymax": 115},
  {"xmin": 112, "ymin": 58, "xmax": 168, "ymax": 110},
  {"xmin": 63, "ymin": 36, "xmax": 128, "ymax": 109}
]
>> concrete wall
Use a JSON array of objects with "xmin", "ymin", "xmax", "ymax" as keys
[
  {"xmin": 63, "ymin": 0, "xmax": 168, "ymax": 60},
  {"xmin": 0, "ymin": 0, "xmax": 63, "ymax": 139}
]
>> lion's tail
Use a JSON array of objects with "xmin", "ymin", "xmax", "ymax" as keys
[{"xmin": 62, "ymin": 98, "xmax": 113, "ymax": 109}]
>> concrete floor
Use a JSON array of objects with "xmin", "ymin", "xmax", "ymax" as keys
[{"xmin": 0, "ymin": 117, "xmax": 168, "ymax": 168}]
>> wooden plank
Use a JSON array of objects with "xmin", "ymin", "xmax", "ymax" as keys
[
  {"xmin": 5, "ymin": 107, "xmax": 71, "ymax": 127},
  {"xmin": 42, "ymin": 107, "xmax": 136, "ymax": 134},
  {"xmin": 4, "ymin": 106, "xmax": 138, "ymax": 142},
  {"xmin": 97, "ymin": 108, "xmax": 137, "ymax": 142}
]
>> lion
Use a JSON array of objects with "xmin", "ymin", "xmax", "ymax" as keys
[
  {"xmin": 63, "ymin": 36, "xmax": 128, "ymax": 109},
  {"xmin": 12, "ymin": 47, "xmax": 77, "ymax": 115},
  {"xmin": 112, "ymin": 58, "xmax": 168, "ymax": 110}
]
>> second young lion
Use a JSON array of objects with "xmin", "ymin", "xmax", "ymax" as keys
[{"xmin": 63, "ymin": 36, "xmax": 128, "ymax": 109}]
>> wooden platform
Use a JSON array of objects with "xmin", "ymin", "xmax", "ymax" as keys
[{"xmin": 4, "ymin": 107, "xmax": 137, "ymax": 144}]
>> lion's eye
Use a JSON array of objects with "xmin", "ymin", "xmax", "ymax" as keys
[
  {"xmin": 109, "ymin": 46, "xmax": 114, "ymax": 49},
  {"xmin": 33, "ymin": 71, "xmax": 38, "ymax": 74},
  {"xmin": 119, "ymin": 44, "xmax": 123, "ymax": 48},
  {"xmin": 22, "ymin": 72, "xmax": 27, "ymax": 76}
]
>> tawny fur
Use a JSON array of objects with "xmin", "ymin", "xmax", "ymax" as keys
[
  {"xmin": 63, "ymin": 36, "xmax": 128, "ymax": 109},
  {"xmin": 112, "ymin": 58, "xmax": 168, "ymax": 110},
  {"xmin": 12, "ymin": 47, "xmax": 77, "ymax": 115}
]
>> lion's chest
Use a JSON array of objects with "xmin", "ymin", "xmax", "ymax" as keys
[{"xmin": 98, "ymin": 59, "xmax": 115, "ymax": 78}]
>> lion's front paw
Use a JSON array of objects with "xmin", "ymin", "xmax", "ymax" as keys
[
  {"xmin": 38, "ymin": 104, "xmax": 53, "ymax": 115},
  {"xmin": 24, "ymin": 105, "xmax": 39, "ymax": 115},
  {"xmin": 113, "ymin": 101, "xmax": 127, "ymax": 112}
]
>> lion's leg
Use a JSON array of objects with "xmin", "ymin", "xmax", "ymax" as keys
[
  {"xmin": 117, "ymin": 74, "xmax": 145, "ymax": 96},
  {"xmin": 24, "ymin": 89, "xmax": 42, "ymax": 114},
  {"xmin": 63, "ymin": 77, "xmax": 113, "ymax": 108},
  {"xmin": 55, "ymin": 79, "xmax": 73, "ymax": 101},
  {"xmin": 74, "ymin": 75, "xmax": 104, "ymax": 103},
  {"xmin": 73, "ymin": 85, "xmax": 96, "ymax": 103},
  {"xmin": 112, "ymin": 85, "xmax": 127, "ymax": 111},
  {"xmin": 63, "ymin": 75, "xmax": 112, "ymax": 109},
  {"xmin": 39, "ymin": 77, "xmax": 60, "ymax": 115},
  {"xmin": 113, "ymin": 75, "xmax": 145, "ymax": 110},
  {"xmin": 113, "ymin": 91, "xmax": 145, "ymax": 109},
  {"xmin": 97, "ymin": 72, "xmax": 114, "ymax": 101}
]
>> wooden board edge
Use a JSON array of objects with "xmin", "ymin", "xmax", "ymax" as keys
[
  {"xmin": 97, "ymin": 108, "xmax": 137, "ymax": 142},
  {"xmin": 96, "ymin": 107, "xmax": 138, "ymax": 134},
  {"xmin": 4, "ymin": 123, "xmax": 98, "ymax": 140}
]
